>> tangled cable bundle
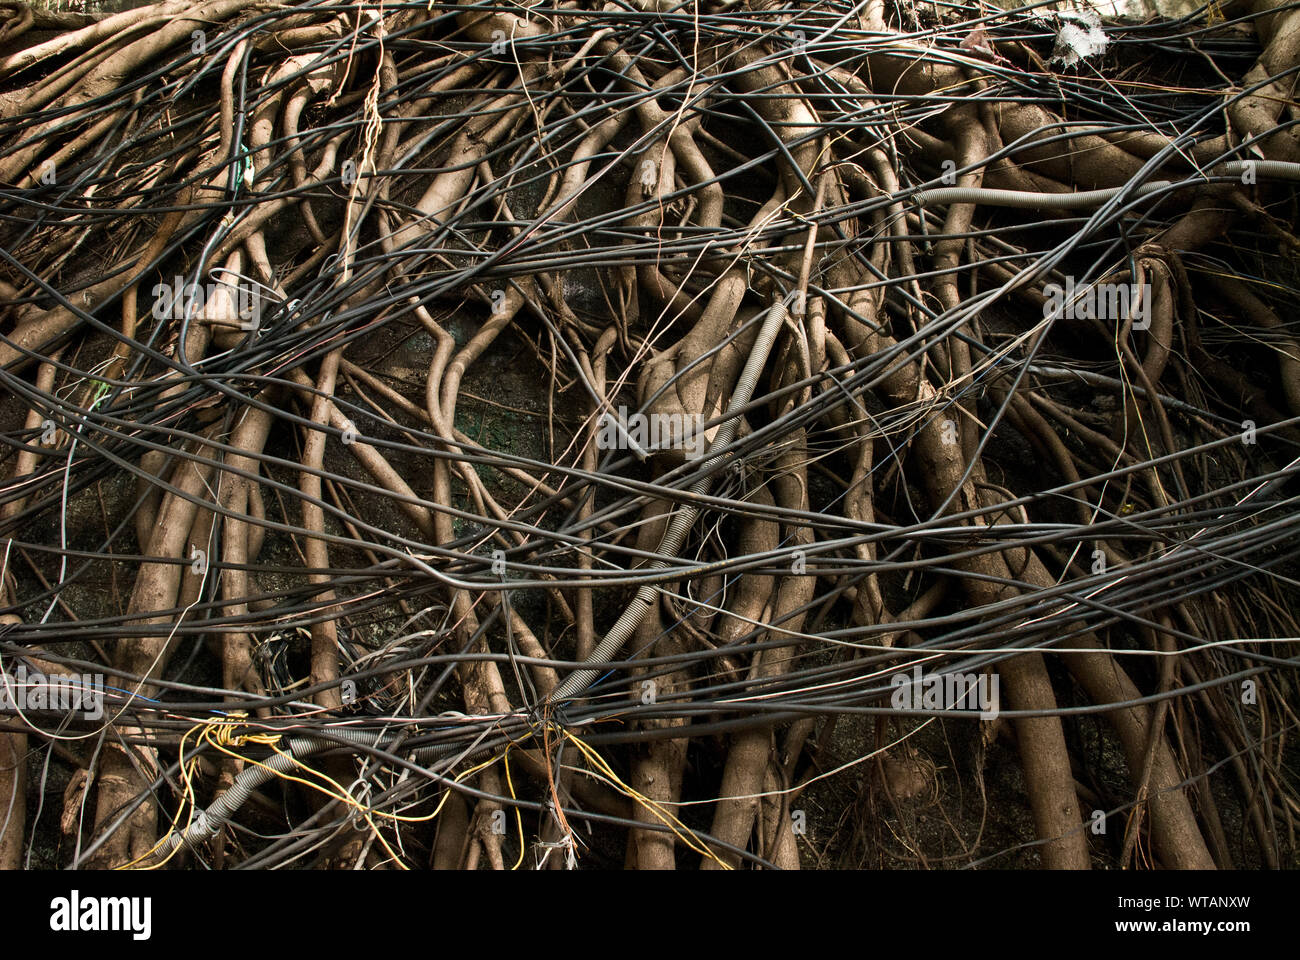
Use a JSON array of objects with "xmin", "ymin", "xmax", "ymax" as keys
[{"xmin": 0, "ymin": 0, "xmax": 1298, "ymax": 870}]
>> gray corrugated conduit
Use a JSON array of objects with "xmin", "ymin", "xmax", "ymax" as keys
[{"xmin": 913, "ymin": 160, "xmax": 1300, "ymax": 208}]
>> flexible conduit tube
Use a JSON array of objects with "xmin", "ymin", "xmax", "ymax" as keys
[
  {"xmin": 150, "ymin": 299, "xmax": 793, "ymax": 862},
  {"xmin": 549, "ymin": 298, "xmax": 791, "ymax": 701},
  {"xmin": 912, "ymin": 159, "xmax": 1300, "ymax": 208},
  {"xmin": 915, "ymin": 180, "xmax": 1174, "ymax": 209},
  {"xmin": 155, "ymin": 726, "xmax": 475, "ymax": 858},
  {"xmin": 153, "ymin": 734, "xmax": 334, "ymax": 859},
  {"xmin": 1219, "ymin": 160, "xmax": 1300, "ymax": 181},
  {"xmin": 153, "ymin": 726, "xmax": 502, "ymax": 859}
]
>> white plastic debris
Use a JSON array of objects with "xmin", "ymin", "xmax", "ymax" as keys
[{"xmin": 1053, "ymin": 9, "xmax": 1108, "ymax": 67}]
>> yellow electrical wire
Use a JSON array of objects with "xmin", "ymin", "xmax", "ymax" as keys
[
  {"xmin": 120, "ymin": 712, "xmax": 283, "ymax": 870},
  {"xmin": 118, "ymin": 722, "xmax": 204, "ymax": 869},
  {"xmin": 126, "ymin": 713, "xmax": 415, "ymax": 869},
  {"xmin": 558, "ymin": 724, "xmax": 733, "ymax": 869},
  {"xmin": 128, "ymin": 714, "xmax": 730, "ymax": 871},
  {"xmin": 502, "ymin": 745, "xmax": 525, "ymax": 870}
]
